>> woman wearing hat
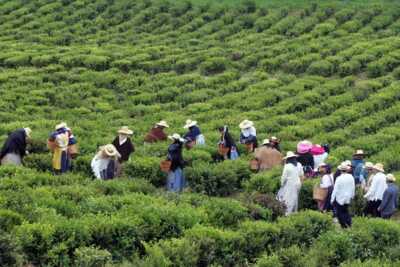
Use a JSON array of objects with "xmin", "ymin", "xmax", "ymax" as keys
[
  {"xmin": 378, "ymin": 174, "xmax": 399, "ymax": 219},
  {"xmin": 91, "ymin": 144, "xmax": 120, "ymax": 180},
  {"xmin": 316, "ymin": 163, "xmax": 334, "ymax": 212},
  {"xmin": 0, "ymin": 128, "xmax": 32, "ymax": 165},
  {"xmin": 112, "ymin": 126, "xmax": 135, "ymax": 163},
  {"xmin": 48, "ymin": 122, "xmax": 77, "ymax": 174},
  {"xmin": 351, "ymin": 149, "xmax": 367, "ymax": 185},
  {"xmin": 183, "ymin": 119, "xmax": 205, "ymax": 147},
  {"xmin": 277, "ymin": 151, "xmax": 304, "ymax": 216},
  {"xmin": 144, "ymin": 120, "xmax": 169, "ymax": 143},
  {"xmin": 239, "ymin": 120, "xmax": 257, "ymax": 152},
  {"xmin": 254, "ymin": 139, "xmax": 283, "ymax": 171},
  {"xmin": 166, "ymin": 134, "xmax": 186, "ymax": 192},
  {"xmin": 297, "ymin": 140, "xmax": 315, "ymax": 177},
  {"xmin": 331, "ymin": 162, "xmax": 355, "ymax": 228},
  {"xmin": 364, "ymin": 163, "xmax": 387, "ymax": 217},
  {"xmin": 269, "ymin": 136, "xmax": 281, "ymax": 152},
  {"xmin": 311, "ymin": 144, "xmax": 328, "ymax": 172},
  {"xmin": 218, "ymin": 126, "xmax": 238, "ymax": 160}
]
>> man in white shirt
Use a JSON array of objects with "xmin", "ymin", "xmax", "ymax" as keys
[
  {"xmin": 364, "ymin": 163, "xmax": 387, "ymax": 217},
  {"xmin": 331, "ymin": 162, "xmax": 355, "ymax": 228}
]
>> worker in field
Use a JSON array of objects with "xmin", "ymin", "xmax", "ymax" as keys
[
  {"xmin": 144, "ymin": 120, "xmax": 169, "ymax": 143},
  {"xmin": 311, "ymin": 144, "xmax": 328, "ymax": 172},
  {"xmin": 269, "ymin": 136, "xmax": 281, "ymax": 152},
  {"xmin": 91, "ymin": 144, "xmax": 120, "ymax": 180},
  {"xmin": 352, "ymin": 149, "xmax": 367, "ymax": 186},
  {"xmin": 166, "ymin": 133, "xmax": 186, "ymax": 192},
  {"xmin": 112, "ymin": 126, "xmax": 135, "ymax": 176},
  {"xmin": 296, "ymin": 140, "xmax": 315, "ymax": 177},
  {"xmin": 364, "ymin": 163, "xmax": 387, "ymax": 218},
  {"xmin": 218, "ymin": 126, "xmax": 239, "ymax": 160},
  {"xmin": 239, "ymin": 119, "xmax": 257, "ymax": 152},
  {"xmin": 0, "ymin": 128, "xmax": 32, "ymax": 165},
  {"xmin": 330, "ymin": 162, "xmax": 355, "ymax": 228},
  {"xmin": 48, "ymin": 122, "xmax": 78, "ymax": 174},
  {"xmin": 183, "ymin": 119, "xmax": 205, "ymax": 148},
  {"xmin": 253, "ymin": 139, "xmax": 283, "ymax": 171},
  {"xmin": 378, "ymin": 174, "xmax": 399, "ymax": 219}
]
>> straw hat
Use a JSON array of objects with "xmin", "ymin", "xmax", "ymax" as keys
[
  {"xmin": 373, "ymin": 163, "xmax": 384, "ymax": 172},
  {"xmin": 183, "ymin": 119, "xmax": 197, "ymax": 129},
  {"xmin": 156, "ymin": 120, "xmax": 169, "ymax": 128},
  {"xmin": 365, "ymin": 162, "xmax": 374, "ymax": 169},
  {"xmin": 168, "ymin": 133, "xmax": 185, "ymax": 142},
  {"xmin": 239, "ymin": 119, "xmax": 254, "ymax": 129},
  {"xmin": 102, "ymin": 144, "xmax": 120, "ymax": 157},
  {"xmin": 24, "ymin": 128, "xmax": 32, "ymax": 138},
  {"xmin": 118, "ymin": 126, "xmax": 133, "ymax": 135},
  {"xmin": 318, "ymin": 162, "xmax": 328, "ymax": 168},
  {"xmin": 338, "ymin": 162, "xmax": 351, "ymax": 171},
  {"xmin": 387, "ymin": 173, "xmax": 396, "ymax": 182},
  {"xmin": 55, "ymin": 122, "xmax": 67, "ymax": 130},
  {"xmin": 344, "ymin": 160, "xmax": 352, "ymax": 166},
  {"xmin": 284, "ymin": 151, "xmax": 297, "ymax": 159},
  {"xmin": 353, "ymin": 149, "xmax": 365, "ymax": 156},
  {"xmin": 262, "ymin": 139, "xmax": 270, "ymax": 145},
  {"xmin": 270, "ymin": 136, "xmax": 280, "ymax": 143}
]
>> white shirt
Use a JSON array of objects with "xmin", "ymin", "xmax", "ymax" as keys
[
  {"xmin": 241, "ymin": 127, "xmax": 256, "ymax": 137},
  {"xmin": 313, "ymin": 152, "xmax": 328, "ymax": 170},
  {"xmin": 331, "ymin": 173, "xmax": 355, "ymax": 205},
  {"xmin": 119, "ymin": 136, "xmax": 127, "ymax": 146},
  {"xmin": 281, "ymin": 162, "xmax": 304, "ymax": 186},
  {"xmin": 320, "ymin": 174, "xmax": 333, "ymax": 188},
  {"xmin": 364, "ymin": 172, "xmax": 387, "ymax": 201},
  {"xmin": 91, "ymin": 154, "xmax": 111, "ymax": 179}
]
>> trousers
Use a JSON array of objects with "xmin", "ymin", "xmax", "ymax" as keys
[{"xmin": 335, "ymin": 201, "xmax": 352, "ymax": 228}]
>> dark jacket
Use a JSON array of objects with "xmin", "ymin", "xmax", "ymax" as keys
[
  {"xmin": 112, "ymin": 137, "xmax": 134, "ymax": 162},
  {"xmin": 0, "ymin": 129, "xmax": 27, "ymax": 160},
  {"xmin": 221, "ymin": 129, "xmax": 237, "ymax": 158},
  {"xmin": 379, "ymin": 183, "xmax": 399, "ymax": 217},
  {"xmin": 101, "ymin": 160, "xmax": 116, "ymax": 180},
  {"xmin": 168, "ymin": 142, "xmax": 185, "ymax": 171},
  {"xmin": 184, "ymin": 126, "xmax": 201, "ymax": 142},
  {"xmin": 297, "ymin": 152, "xmax": 314, "ymax": 168},
  {"xmin": 144, "ymin": 127, "xmax": 167, "ymax": 143}
]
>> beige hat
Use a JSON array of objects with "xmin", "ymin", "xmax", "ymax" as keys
[
  {"xmin": 373, "ymin": 163, "xmax": 384, "ymax": 172},
  {"xmin": 262, "ymin": 139, "xmax": 270, "ymax": 145},
  {"xmin": 353, "ymin": 149, "xmax": 365, "ymax": 156},
  {"xmin": 344, "ymin": 160, "xmax": 352, "ymax": 166},
  {"xmin": 168, "ymin": 133, "xmax": 185, "ymax": 142},
  {"xmin": 102, "ymin": 144, "xmax": 120, "ymax": 157},
  {"xmin": 270, "ymin": 136, "xmax": 280, "ymax": 142},
  {"xmin": 24, "ymin": 128, "xmax": 32, "ymax": 138},
  {"xmin": 156, "ymin": 120, "xmax": 169, "ymax": 128},
  {"xmin": 365, "ymin": 162, "xmax": 374, "ymax": 169},
  {"xmin": 183, "ymin": 119, "xmax": 197, "ymax": 129},
  {"xmin": 239, "ymin": 119, "xmax": 254, "ymax": 129},
  {"xmin": 338, "ymin": 162, "xmax": 351, "ymax": 171},
  {"xmin": 284, "ymin": 151, "xmax": 297, "ymax": 159},
  {"xmin": 118, "ymin": 126, "xmax": 133, "ymax": 135},
  {"xmin": 318, "ymin": 162, "xmax": 328, "ymax": 168},
  {"xmin": 55, "ymin": 122, "xmax": 67, "ymax": 130},
  {"xmin": 387, "ymin": 173, "xmax": 396, "ymax": 182}
]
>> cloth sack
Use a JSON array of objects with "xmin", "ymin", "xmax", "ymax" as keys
[
  {"xmin": 313, "ymin": 184, "xmax": 328, "ymax": 201},
  {"xmin": 249, "ymin": 159, "xmax": 259, "ymax": 171}
]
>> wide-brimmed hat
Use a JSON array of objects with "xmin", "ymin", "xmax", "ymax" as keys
[
  {"xmin": 102, "ymin": 144, "xmax": 120, "ymax": 157},
  {"xmin": 262, "ymin": 139, "xmax": 270, "ymax": 145},
  {"xmin": 156, "ymin": 120, "xmax": 169, "ymax": 128},
  {"xmin": 284, "ymin": 151, "xmax": 297, "ymax": 159},
  {"xmin": 318, "ymin": 162, "xmax": 328, "ymax": 168},
  {"xmin": 270, "ymin": 136, "xmax": 280, "ymax": 143},
  {"xmin": 118, "ymin": 126, "xmax": 133, "ymax": 135},
  {"xmin": 373, "ymin": 163, "xmax": 384, "ymax": 172},
  {"xmin": 183, "ymin": 119, "xmax": 197, "ymax": 129},
  {"xmin": 24, "ymin": 128, "xmax": 32, "ymax": 138},
  {"xmin": 310, "ymin": 144, "xmax": 325, "ymax": 155},
  {"xmin": 297, "ymin": 140, "xmax": 313, "ymax": 154},
  {"xmin": 387, "ymin": 173, "xmax": 396, "ymax": 182},
  {"xmin": 353, "ymin": 149, "xmax": 365, "ymax": 156},
  {"xmin": 344, "ymin": 160, "xmax": 352, "ymax": 166},
  {"xmin": 338, "ymin": 162, "xmax": 351, "ymax": 171},
  {"xmin": 55, "ymin": 122, "xmax": 67, "ymax": 130},
  {"xmin": 365, "ymin": 162, "xmax": 374, "ymax": 169},
  {"xmin": 168, "ymin": 133, "xmax": 185, "ymax": 142},
  {"xmin": 239, "ymin": 120, "xmax": 254, "ymax": 129}
]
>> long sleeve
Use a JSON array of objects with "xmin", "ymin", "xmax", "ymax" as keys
[
  {"xmin": 331, "ymin": 180, "xmax": 339, "ymax": 204},
  {"xmin": 281, "ymin": 165, "xmax": 289, "ymax": 186},
  {"xmin": 379, "ymin": 190, "xmax": 390, "ymax": 211}
]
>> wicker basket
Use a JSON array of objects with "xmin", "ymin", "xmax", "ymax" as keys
[
  {"xmin": 68, "ymin": 144, "xmax": 79, "ymax": 159},
  {"xmin": 249, "ymin": 159, "xmax": 259, "ymax": 171}
]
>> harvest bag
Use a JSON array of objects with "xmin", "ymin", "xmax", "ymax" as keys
[
  {"xmin": 249, "ymin": 159, "xmax": 259, "ymax": 171},
  {"xmin": 313, "ymin": 185, "xmax": 328, "ymax": 201},
  {"xmin": 218, "ymin": 144, "xmax": 230, "ymax": 156}
]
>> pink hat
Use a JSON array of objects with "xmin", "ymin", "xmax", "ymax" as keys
[
  {"xmin": 297, "ymin": 140, "xmax": 312, "ymax": 154},
  {"xmin": 310, "ymin": 145, "xmax": 325, "ymax": 155}
]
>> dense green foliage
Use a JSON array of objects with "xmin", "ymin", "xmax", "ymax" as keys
[{"xmin": 2, "ymin": 0, "xmax": 400, "ymax": 265}]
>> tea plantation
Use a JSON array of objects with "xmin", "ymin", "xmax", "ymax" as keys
[{"xmin": 1, "ymin": 0, "xmax": 400, "ymax": 266}]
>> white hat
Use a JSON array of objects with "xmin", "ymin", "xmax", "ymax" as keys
[
  {"xmin": 183, "ymin": 119, "xmax": 197, "ymax": 129},
  {"xmin": 156, "ymin": 120, "xmax": 169, "ymax": 128},
  {"xmin": 387, "ymin": 173, "xmax": 396, "ymax": 182},
  {"xmin": 284, "ymin": 151, "xmax": 297, "ymax": 159},
  {"xmin": 102, "ymin": 144, "xmax": 120, "ymax": 158},
  {"xmin": 239, "ymin": 119, "xmax": 254, "ymax": 129},
  {"xmin": 353, "ymin": 149, "xmax": 365, "ymax": 156},
  {"xmin": 338, "ymin": 162, "xmax": 351, "ymax": 171},
  {"xmin": 24, "ymin": 128, "xmax": 32, "ymax": 138},
  {"xmin": 365, "ymin": 162, "xmax": 374, "ymax": 169},
  {"xmin": 373, "ymin": 163, "xmax": 384, "ymax": 172},
  {"xmin": 55, "ymin": 122, "xmax": 67, "ymax": 130},
  {"xmin": 262, "ymin": 139, "xmax": 270, "ymax": 145},
  {"xmin": 118, "ymin": 126, "xmax": 133, "ymax": 135},
  {"xmin": 270, "ymin": 136, "xmax": 279, "ymax": 142},
  {"xmin": 344, "ymin": 160, "xmax": 352, "ymax": 166},
  {"xmin": 318, "ymin": 162, "xmax": 328, "ymax": 168},
  {"xmin": 168, "ymin": 133, "xmax": 185, "ymax": 142}
]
